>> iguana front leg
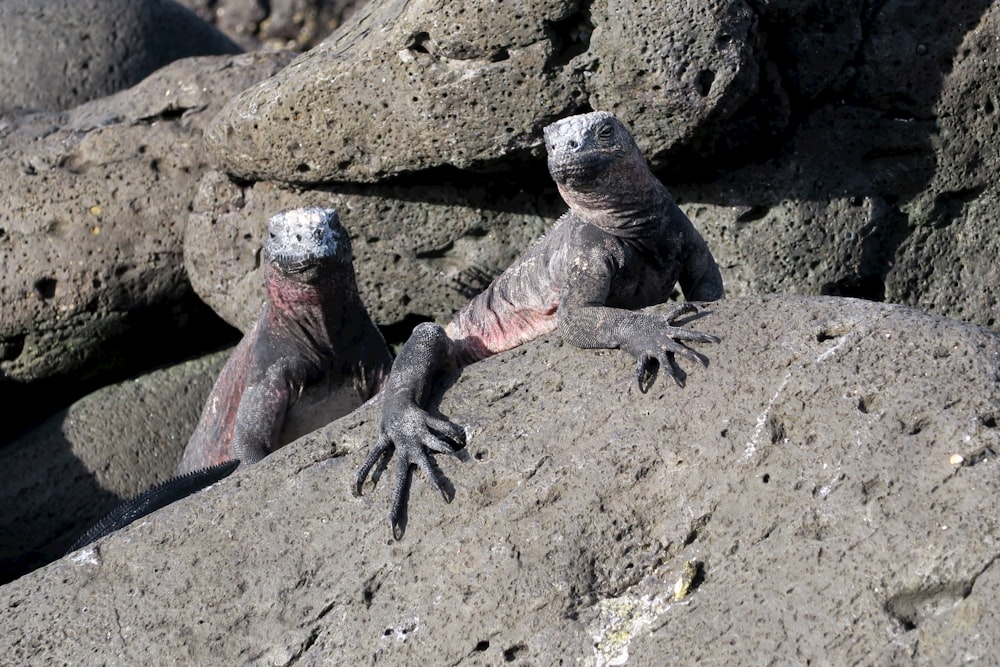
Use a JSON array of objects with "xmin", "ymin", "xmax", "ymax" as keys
[
  {"xmin": 354, "ymin": 322, "xmax": 467, "ymax": 539},
  {"xmin": 229, "ymin": 362, "xmax": 298, "ymax": 465},
  {"xmin": 557, "ymin": 253, "xmax": 719, "ymax": 392}
]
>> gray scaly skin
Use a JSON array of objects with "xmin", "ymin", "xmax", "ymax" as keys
[
  {"xmin": 178, "ymin": 207, "xmax": 392, "ymax": 474},
  {"xmin": 72, "ymin": 208, "xmax": 391, "ymax": 550},
  {"xmin": 355, "ymin": 111, "xmax": 725, "ymax": 538}
]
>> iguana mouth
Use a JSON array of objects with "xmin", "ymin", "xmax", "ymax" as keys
[{"xmin": 548, "ymin": 151, "xmax": 613, "ymax": 188}]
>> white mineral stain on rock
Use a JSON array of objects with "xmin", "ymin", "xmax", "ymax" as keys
[{"xmin": 588, "ymin": 568, "xmax": 691, "ymax": 667}]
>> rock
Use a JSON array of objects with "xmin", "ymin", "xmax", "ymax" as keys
[
  {"xmin": 0, "ymin": 0, "xmax": 242, "ymax": 113},
  {"xmin": 0, "ymin": 51, "xmax": 294, "ymax": 440},
  {"xmin": 184, "ymin": 169, "xmax": 561, "ymax": 333},
  {"xmin": 176, "ymin": 0, "xmax": 364, "ymax": 50},
  {"xmin": 0, "ymin": 350, "xmax": 228, "ymax": 585},
  {"xmin": 2, "ymin": 295, "xmax": 997, "ymax": 664},
  {"xmin": 678, "ymin": 0, "xmax": 1000, "ymax": 331},
  {"xmin": 195, "ymin": 0, "xmax": 999, "ymax": 336},
  {"xmin": 204, "ymin": 0, "xmax": 761, "ymax": 183}
]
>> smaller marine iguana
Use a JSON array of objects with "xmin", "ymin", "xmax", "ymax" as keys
[
  {"xmin": 177, "ymin": 206, "xmax": 391, "ymax": 474},
  {"xmin": 71, "ymin": 207, "xmax": 391, "ymax": 550},
  {"xmin": 356, "ymin": 111, "xmax": 725, "ymax": 539}
]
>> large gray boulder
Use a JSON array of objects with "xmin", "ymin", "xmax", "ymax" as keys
[
  {"xmin": 0, "ymin": 51, "xmax": 294, "ymax": 440},
  {"xmin": 184, "ymin": 170, "xmax": 559, "ymax": 333},
  {"xmin": 682, "ymin": 0, "xmax": 1000, "ymax": 330},
  {"xmin": 176, "ymin": 0, "xmax": 364, "ymax": 50},
  {"xmin": 204, "ymin": 0, "xmax": 760, "ymax": 183},
  {"xmin": 191, "ymin": 0, "xmax": 999, "ymax": 345},
  {"xmin": 0, "ymin": 350, "xmax": 228, "ymax": 584},
  {"xmin": 0, "ymin": 0, "xmax": 242, "ymax": 113},
  {"xmin": 2, "ymin": 295, "xmax": 997, "ymax": 664}
]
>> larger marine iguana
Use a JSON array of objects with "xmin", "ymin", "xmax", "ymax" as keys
[
  {"xmin": 71, "ymin": 207, "xmax": 391, "ymax": 549},
  {"xmin": 355, "ymin": 110, "xmax": 725, "ymax": 538}
]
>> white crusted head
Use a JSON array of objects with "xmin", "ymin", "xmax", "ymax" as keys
[
  {"xmin": 543, "ymin": 111, "xmax": 639, "ymax": 189},
  {"xmin": 264, "ymin": 207, "xmax": 350, "ymax": 272},
  {"xmin": 543, "ymin": 111, "xmax": 617, "ymax": 152}
]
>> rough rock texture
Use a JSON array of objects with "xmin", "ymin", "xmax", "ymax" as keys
[
  {"xmin": 0, "ymin": 0, "xmax": 242, "ymax": 113},
  {"xmin": 3, "ymin": 296, "xmax": 997, "ymax": 665},
  {"xmin": 196, "ymin": 0, "xmax": 999, "ymax": 335},
  {"xmin": 204, "ymin": 0, "xmax": 760, "ymax": 183},
  {"xmin": 176, "ymin": 0, "xmax": 363, "ymax": 50},
  {"xmin": 0, "ymin": 350, "xmax": 228, "ymax": 584},
  {"xmin": 0, "ymin": 51, "xmax": 293, "ymax": 440},
  {"xmin": 681, "ymin": 0, "xmax": 1000, "ymax": 329},
  {"xmin": 184, "ymin": 169, "xmax": 562, "ymax": 334}
]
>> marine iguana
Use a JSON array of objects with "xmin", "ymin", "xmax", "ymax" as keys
[
  {"xmin": 177, "ymin": 206, "xmax": 392, "ymax": 474},
  {"xmin": 355, "ymin": 110, "xmax": 725, "ymax": 538},
  {"xmin": 71, "ymin": 207, "xmax": 391, "ymax": 549}
]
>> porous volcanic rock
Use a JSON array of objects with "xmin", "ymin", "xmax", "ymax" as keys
[
  {"xmin": 204, "ymin": 0, "xmax": 761, "ymax": 183},
  {"xmin": 0, "ymin": 0, "xmax": 242, "ymax": 113},
  {"xmin": 0, "ymin": 350, "xmax": 229, "ymax": 584},
  {"xmin": 680, "ymin": 0, "xmax": 1000, "ymax": 330},
  {"xmin": 2, "ymin": 295, "xmax": 997, "ymax": 665},
  {"xmin": 197, "ymin": 0, "xmax": 1000, "ymax": 335},
  {"xmin": 176, "ymin": 0, "xmax": 364, "ymax": 50},
  {"xmin": 184, "ymin": 169, "xmax": 562, "ymax": 333},
  {"xmin": 0, "ymin": 51, "xmax": 293, "ymax": 439}
]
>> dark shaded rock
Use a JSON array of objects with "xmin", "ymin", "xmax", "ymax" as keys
[
  {"xmin": 680, "ymin": 0, "xmax": 1000, "ymax": 331},
  {"xmin": 1, "ymin": 295, "xmax": 996, "ymax": 664},
  {"xmin": 176, "ymin": 0, "xmax": 364, "ymax": 50},
  {"xmin": 0, "ymin": 350, "xmax": 228, "ymax": 585},
  {"xmin": 204, "ymin": 0, "xmax": 761, "ymax": 183},
  {"xmin": 0, "ymin": 51, "xmax": 293, "ymax": 441},
  {"xmin": 0, "ymin": 0, "xmax": 242, "ymax": 113},
  {"xmin": 184, "ymin": 169, "xmax": 561, "ymax": 334}
]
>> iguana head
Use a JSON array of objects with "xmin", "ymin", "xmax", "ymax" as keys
[
  {"xmin": 543, "ymin": 111, "xmax": 641, "ymax": 192},
  {"xmin": 264, "ymin": 207, "xmax": 352, "ymax": 278}
]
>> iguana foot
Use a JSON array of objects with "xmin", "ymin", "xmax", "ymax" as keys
[
  {"xmin": 628, "ymin": 303, "xmax": 720, "ymax": 392},
  {"xmin": 354, "ymin": 402, "xmax": 466, "ymax": 539}
]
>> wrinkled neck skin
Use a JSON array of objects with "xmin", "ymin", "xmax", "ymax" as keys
[
  {"xmin": 556, "ymin": 152, "xmax": 670, "ymax": 238},
  {"xmin": 264, "ymin": 262, "xmax": 358, "ymax": 357}
]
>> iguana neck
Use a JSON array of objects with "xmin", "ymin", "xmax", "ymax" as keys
[
  {"xmin": 264, "ymin": 266, "xmax": 356, "ymax": 355},
  {"xmin": 557, "ymin": 158, "xmax": 672, "ymax": 238}
]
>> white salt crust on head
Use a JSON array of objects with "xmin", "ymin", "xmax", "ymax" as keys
[
  {"xmin": 265, "ymin": 207, "xmax": 347, "ymax": 261},
  {"xmin": 542, "ymin": 110, "xmax": 616, "ymax": 153}
]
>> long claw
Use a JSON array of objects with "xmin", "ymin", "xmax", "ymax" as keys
[
  {"xmin": 662, "ymin": 353, "xmax": 687, "ymax": 387},
  {"xmin": 389, "ymin": 456, "xmax": 411, "ymax": 540},
  {"xmin": 355, "ymin": 433, "xmax": 393, "ymax": 496},
  {"xmin": 414, "ymin": 445, "xmax": 454, "ymax": 504},
  {"xmin": 426, "ymin": 416, "xmax": 467, "ymax": 449},
  {"xmin": 660, "ymin": 302, "xmax": 698, "ymax": 322},
  {"xmin": 635, "ymin": 353, "xmax": 657, "ymax": 393}
]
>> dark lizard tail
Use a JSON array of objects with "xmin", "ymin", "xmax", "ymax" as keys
[{"xmin": 68, "ymin": 460, "xmax": 240, "ymax": 552}]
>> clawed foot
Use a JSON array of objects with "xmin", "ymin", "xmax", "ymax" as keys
[
  {"xmin": 354, "ymin": 402, "xmax": 466, "ymax": 539},
  {"xmin": 630, "ymin": 303, "xmax": 720, "ymax": 392}
]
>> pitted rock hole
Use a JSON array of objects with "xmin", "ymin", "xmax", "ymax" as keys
[
  {"xmin": 815, "ymin": 324, "xmax": 853, "ymax": 343},
  {"xmin": 33, "ymin": 277, "xmax": 57, "ymax": 300}
]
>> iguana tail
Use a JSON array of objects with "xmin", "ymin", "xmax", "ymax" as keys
[{"xmin": 68, "ymin": 459, "xmax": 239, "ymax": 552}]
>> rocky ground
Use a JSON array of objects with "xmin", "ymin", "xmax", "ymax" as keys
[
  {"xmin": 1, "ymin": 0, "xmax": 999, "ymax": 664},
  {"xmin": 3, "ymin": 296, "xmax": 999, "ymax": 665}
]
